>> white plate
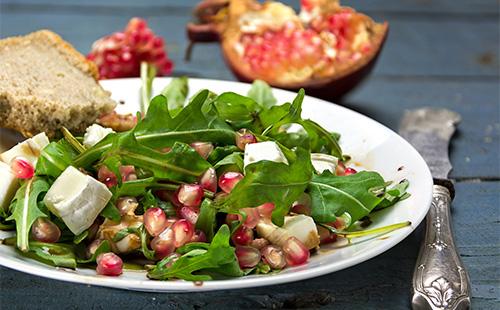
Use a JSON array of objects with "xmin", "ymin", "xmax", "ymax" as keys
[{"xmin": 0, "ymin": 78, "xmax": 433, "ymax": 292}]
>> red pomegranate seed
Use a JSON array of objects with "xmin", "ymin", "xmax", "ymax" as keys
[
  {"xmin": 96, "ymin": 252, "xmax": 123, "ymax": 276},
  {"xmin": 241, "ymin": 207, "xmax": 260, "ymax": 228},
  {"xmin": 115, "ymin": 196, "xmax": 138, "ymax": 216},
  {"xmin": 218, "ymin": 171, "xmax": 244, "ymax": 193},
  {"xmin": 10, "ymin": 157, "xmax": 34, "ymax": 179},
  {"xmin": 282, "ymin": 237, "xmax": 310, "ymax": 266},
  {"xmin": 178, "ymin": 206, "xmax": 199, "ymax": 225},
  {"xmin": 199, "ymin": 168, "xmax": 217, "ymax": 193},
  {"xmin": 190, "ymin": 229, "xmax": 207, "ymax": 243},
  {"xmin": 235, "ymin": 246, "xmax": 261, "ymax": 268},
  {"xmin": 256, "ymin": 203, "xmax": 275, "ymax": 220},
  {"xmin": 235, "ymin": 129, "xmax": 257, "ymax": 150},
  {"xmin": 225, "ymin": 213, "xmax": 243, "ymax": 225},
  {"xmin": 190, "ymin": 142, "xmax": 214, "ymax": 159},
  {"xmin": 151, "ymin": 228, "xmax": 175, "ymax": 259},
  {"xmin": 290, "ymin": 204, "xmax": 311, "ymax": 216},
  {"xmin": 261, "ymin": 245, "xmax": 286, "ymax": 270},
  {"xmin": 344, "ymin": 167, "xmax": 357, "ymax": 175},
  {"xmin": 144, "ymin": 207, "xmax": 168, "ymax": 237},
  {"xmin": 332, "ymin": 217, "xmax": 347, "ymax": 230},
  {"xmin": 175, "ymin": 184, "xmax": 204, "ymax": 208},
  {"xmin": 317, "ymin": 225, "xmax": 337, "ymax": 245},
  {"xmin": 119, "ymin": 165, "xmax": 137, "ymax": 181},
  {"xmin": 172, "ymin": 219, "xmax": 195, "ymax": 248},
  {"xmin": 231, "ymin": 226, "xmax": 254, "ymax": 246},
  {"xmin": 97, "ymin": 165, "xmax": 117, "ymax": 188},
  {"xmin": 31, "ymin": 218, "xmax": 61, "ymax": 243}
]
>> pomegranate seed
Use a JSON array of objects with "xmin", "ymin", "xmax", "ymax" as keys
[
  {"xmin": 256, "ymin": 203, "xmax": 275, "ymax": 220},
  {"xmin": 290, "ymin": 204, "xmax": 311, "ymax": 216},
  {"xmin": 335, "ymin": 161, "xmax": 346, "ymax": 176},
  {"xmin": 115, "ymin": 196, "xmax": 138, "ymax": 216},
  {"xmin": 178, "ymin": 206, "xmax": 199, "ymax": 225},
  {"xmin": 241, "ymin": 207, "xmax": 260, "ymax": 228},
  {"xmin": 175, "ymin": 184, "xmax": 204, "ymax": 208},
  {"xmin": 235, "ymin": 246, "xmax": 261, "ymax": 268},
  {"xmin": 144, "ymin": 207, "xmax": 168, "ymax": 237},
  {"xmin": 172, "ymin": 219, "xmax": 194, "ymax": 248},
  {"xmin": 10, "ymin": 157, "xmax": 34, "ymax": 179},
  {"xmin": 218, "ymin": 171, "xmax": 244, "ymax": 193},
  {"xmin": 96, "ymin": 252, "xmax": 123, "ymax": 276},
  {"xmin": 236, "ymin": 129, "xmax": 257, "ymax": 150},
  {"xmin": 31, "ymin": 218, "xmax": 61, "ymax": 243},
  {"xmin": 231, "ymin": 226, "xmax": 254, "ymax": 246},
  {"xmin": 225, "ymin": 213, "xmax": 243, "ymax": 225},
  {"xmin": 151, "ymin": 228, "xmax": 175, "ymax": 259},
  {"xmin": 199, "ymin": 168, "xmax": 217, "ymax": 193},
  {"xmin": 97, "ymin": 165, "xmax": 117, "ymax": 188},
  {"xmin": 190, "ymin": 230, "xmax": 207, "ymax": 243},
  {"xmin": 332, "ymin": 217, "xmax": 347, "ymax": 230},
  {"xmin": 282, "ymin": 237, "xmax": 310, "ymax": 266},
  {"xmin": 120, "ymin": 165, "xmax": 137, "ymax": 181},
  {"xmin": 190, "ymin": 142, "xmax": 214, "ymax": 159},
  {"xmin": 317, "ymin": 225, "xmax": 337, "ymax": 245},
  {"xmin": 344, "ymin": 167, "xmax": 357, "ymax": 175},
  {"xmin": 249, "ymin": 238, "xmax": 270, "ymax": 250},
  {"xmin": 261, "ymin": 245, "xmax": 286, "ymax": 270}
]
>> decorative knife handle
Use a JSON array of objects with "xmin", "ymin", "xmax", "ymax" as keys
[{"xmin": 412, "ymin": 185, "xmax": 471, "ymax": 310}]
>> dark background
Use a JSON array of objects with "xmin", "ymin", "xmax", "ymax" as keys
[{"xmin": 0, "ymin": 0, "xmax": 499, "ymax": 308}]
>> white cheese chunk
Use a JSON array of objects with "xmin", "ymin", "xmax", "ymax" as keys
[
  {"xmin": 243, "ymin": 141, "xmax": 288, "ymax": 169},
  {"xmin": 0, "ymin": 162, "xmax": 19, "ymax": 210},
  {"xmin": 83, "ymin": 124, "xmax": 114, "ymax": 148},
  {"xmin": 0, "ymin": 132, "xmax": 49, "ymax": 165},
  {"xmin": 283, "ymin": 214, "xmax": 320, "ymax": 249},
  {"xmin": 43, "ymin": 166, "xmax": 112, "ymax": 235}
]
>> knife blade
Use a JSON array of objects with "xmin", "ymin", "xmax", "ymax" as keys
[{"xmin": 399, "ymin": 108, "xmax": 471, "ymax": 310}]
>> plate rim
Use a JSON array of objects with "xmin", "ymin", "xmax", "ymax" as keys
[{"xmin": 0, "ymin": 77, "xmax": 433, "ymax": 292}]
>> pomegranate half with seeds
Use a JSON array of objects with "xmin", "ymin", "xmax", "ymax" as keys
[{"xmin": 187, "ymin": 0, "xmax": 388, "ymax": 99}]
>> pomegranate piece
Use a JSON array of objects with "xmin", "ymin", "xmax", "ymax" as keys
[
  {"xmin": 317, "ymin": 225, "xmax": 337, "ymax": 244},
  {"xmin": 282, "ymin": 236, "xmax": 310, "ymax": 266},
  {"xmin": 187, "ymin": 0, "xmax": 388, "ymax": 99},
  {"xmin": 290, "ymin": 203, "xmax": 311, "ymax": 216},
  {"xmin": 218, "ymin": 171, "xmax": 244, "ymax": 193},
  {"xmin": 97, "ymin": 165, "xmax": 137, "ymax": 188},
  {"xmin": 235, "ymin": 129, "xmax": 257, "ymax": 150},
  {"xmin": 256, "ymin": 202, "xmax": 275, "ymax": 220},
  {"xmin": 241, "ymin": 207, "xmax": 260, "ymax": 228},
  {"xmin": 151, "ymin": 228, "xmax": 176, "ymax": 259},
  {"xmin": 199, "ymin": 167, "xmax": 218, "ymax": 193},
  {"xmin": 96, "ymin": 252, "xmax": 123, "ymax": 276},
  {"xmin": 10, "ymin": 157, "xmax": 34, "ymax": 179},
  {"xmin": 261, "ymin": 245, "xmax": 286, "ymax": 270},
  {"xmin": 235, "ymin": 246, "xmax": 261, "ymax": 268},
  {"xmin": 31, "ymin": 218, "xmax": 61, "ymax": 243},
  {"xmin": 88, "ymin": 17, "xmax": 173, "ymax": 79},
  {"xmin": 172, "ymin": 219, "xmax": 195, "ymax": 248},
  {"xmin": 344, "ymin": 167, "xmax": 357, "ymax": 175},
  {"xmin": 225, "ymin": 213, "xmax": 243, "ymax": 225},
  {"xmin": 144, "ymin": 207, "xmax": 168, "ymax": 237},
  {"xmin": 178, "ymin": 206, "xmax": 200, "ymax": 225},
  {"xmin": 190, "ymin": 229, "xmax": 207, "ymax": 243},
  {"xmin": 231, "ymin": 225, "xmax": 254, "ymax": 246},
  {"xmin": 175, "ymin": 184, "xmax": 204, "ymax": 208},
  {"xmin": 190, "ymin": 142, "xmax": 214, "ymax": 159}
]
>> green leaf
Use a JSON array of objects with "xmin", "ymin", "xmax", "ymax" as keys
[
  {"xmin": 247, "ymin": 80, "xmax": 277, "ymax": 109},
  {"xmin": 7, "ymin": 178, "xmax": 50, "ymax": 252},
  {"xmin": 77, "ymin": 240, "xmax": 111, "ymax": 264},
  {"xmin": 160, "ymin": 76, "xmax": 189, "ymax": 113},
  {"xmin": 207, "ymin": 145, "xmax": 240, "ymax": 164},
  {"xmin": 308, "ymin": 171, "xmax": 386, "ymax": 224},
  {"xmin": 215, "ymin": 147, "xmax": 313, "ymax": 226},
  {"xmin": 25, "ymin": 241, "xmax": 77, "ymax": 268},
  {"xmin": 140, "ymin": 225, "xmax": 156, "ymax": 260},
  {"xmin": 375, "ymin": 179, "xmax": 411, "ymax": 210},
  {"xmin": 140, "ymin": 61, "xmax": 156, "ymax": 114},
  {"xmin": 101, "ymin": 132, "xmax": 211, "ymax": 183},
  {"xmin": 112, "ymin": 227, "xmax": 140, "ymax": 242},
  {"xmin": 147, "ymin": 225, "xmax": 240, "ymax": 281},
  {"xmin": 300, "ymin": 119, "xmax": 343, "ymax": 159},
  {"xmin": 213, "ymin": 152, "xmax": 244, "ymax": 173},
  {"xmin": 36, "ymin": 140, "xmax": 78, "ymax": 179},
  {"xmin": 213, "ymin": 92, "xmax": 260, "ymax": 130},
  {"xmin": 100, "ymin": 202, "xmax": 121, "ymax": 222},
  {"xmin": 73, "ymin": 230, "xmax": 88, "ymax": 244},
  {"xmin": 196, "ymin": 199, "xmax": 217, "ymax": 241}
]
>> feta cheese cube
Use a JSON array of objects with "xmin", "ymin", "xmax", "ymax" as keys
[
  {"xmin": 0, "ymin": 162, "xmax": 19, "ymax": 210},
  {"xmin": 283, "ymin": 214, "xmax": 320, "ymax": 249},
  {"xmin": 83, "ymin": 124, "xmax": 114, "ymax": 148},
  {"xmin": 44, "ymin": 166, "xmax": 112, "ymax": 235},
  {"xmin": 0, "ymin": 132, "xmax": 49, "ymax": 165},
  {"xmin": 243, "ymin": 141, "xmax": 288, "ymax": 169}
]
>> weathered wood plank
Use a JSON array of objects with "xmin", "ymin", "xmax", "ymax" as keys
[
  {"xmin": 0, "ymin": 182, "xmax": 497, "ymax": 309},
  {"xmin": 1, "ymin": 7, "xmax": 498, "ymax": 77}
]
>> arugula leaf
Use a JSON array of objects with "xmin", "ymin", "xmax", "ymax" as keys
[
  {"xmin": 36, "ymin": 140, "xmax": 78, "ymax": 179},
  {"xmin": 101, "ymin": 132, "xmax": 211, "ymax": 183},
  {"xmin": 375, "ymin": 179, "xmax": 411, "ymax": 210},
  {"xmin": 160, "ymin": 76, "xmax": 189, "ymax": 113},
  {"xmin": 213, "ymin": 152, "xmax": 244, "ymax": 173},
  {"xmin": 247, "ymin": 80, "xmax": 277, "ymax": 109},
  {"xmin": 140, "ymin": 225, "xmax": 156, "ymax": 260},
  {"xmin": 100, "ymin": 202, "xmax": 121, "ymax": 222},
  {"xmin": 207, "ymin": 145, "xmax": 240, "ymax": 164},
  {"xmin": 77, "ymin": 240, "xmax": 111, "ymax": 264},
  {"xmin": 24, "ymin": 241, "xmax": 77, "ymax": 268},
  {"xmin": 147, "ymin": 225, "xmax": 239, "ymax": 281},
  {"xmin": 308, "ymin": 171, "xmax": 386, "ymax": 224},
  {"xmin": 7, "ymin": 178, "xmax": 50, "ymax": 252},
  {"xmin": 213, "ymin": 92, "xmax": 260, "ymax": 130},
  {"xmin": 196, "ymin": 199, "xmax": 217, "ymax": 241},
  {"xmin": 301, "ymin": 119, "xmax": 343, "ymax": 159},
  {"xmin": 215, "ymin": 147, "xmax": 313, "ymax": 226}
]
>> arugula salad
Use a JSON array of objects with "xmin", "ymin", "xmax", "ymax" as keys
[{"xmin": 0, "ymin": 74, "xmax": 410, "ymax": 280}]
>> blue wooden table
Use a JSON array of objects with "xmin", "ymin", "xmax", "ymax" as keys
[{"xmin": 0, "ymin": 0, "xmax": 498, "ymax": 308}]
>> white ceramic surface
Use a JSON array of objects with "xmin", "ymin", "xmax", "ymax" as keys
[{"xmin": 0, "ymin": 78, "xmax": 433, "ymax": 292}]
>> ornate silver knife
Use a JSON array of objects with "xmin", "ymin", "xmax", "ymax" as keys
[{"xmin": 399, "ymin": 108, "xmax": 471, "ymax": 310}]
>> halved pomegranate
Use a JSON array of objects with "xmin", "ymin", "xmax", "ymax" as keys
[{"xmin": 187, "ymin": 0, "xmax": 388, "ymax": 99}]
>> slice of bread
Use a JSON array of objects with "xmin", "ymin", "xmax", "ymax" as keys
[{"xmin": 0, "ymin": 30, "xmax": 116, "ymax": 137}]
